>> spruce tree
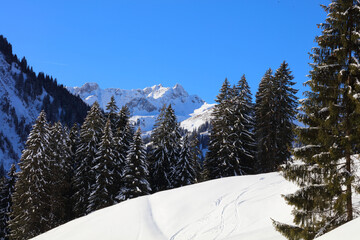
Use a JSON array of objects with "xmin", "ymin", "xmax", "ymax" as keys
[
  {"xmin": 112, "ymin": 105, "xmax": 133, "ymax": 202},
  {"xmin": 106, "ymin": 95, "xmax": 119, "ymax": 133},
  {"xmin": 273, "ymin": 1, "xmax": 360, "ymax": 239},
  {"xmin": 204, "ymin": 77, "xmax": 253, "ymax": 179},
  {"xmin": 120, "ymin": 128, "xmax": 151, "ymax": 200},
  {"xmin": 67, "ymin": 123, "xmax": 80, "ymax": 220},
  {"xmin": 255, "ymin": 65, "xmax": 297, "ymax": 173},
  {"xmin": 190, "ymin": 135, "xmax": 203, "ymax": 182},
  {"xmin": 232, "ymin": 75, "xmax": 256, "ymax": 174},
  {"xmin": 9, "ymin": 111, "xmax": 53, "ymax": 239},
  {"xmin": 73, "ymin": 102, "xmax": 104, "ymax": 217},
  {"xmin": 174, "ymin": 135, "xmax": 197, "ymax": 187},
  {"xmin": 272, "ymin": 62, "xmax": 298, "ymax": 168},
  {"xmin": 48, "ymin": 122, "xmax": 73, "ymax": 224},
  {"xmin": 87, "ymin": 119, "xmax": 116, "ymax": 213},
  {"xmin": 204, "ymin": 78, "xmax": 232, "ymax": 179},
  {"xmin": 0, "ymin": 164, "xmax": 16, "ymax": 240},
  {"xmin": 151, "ymin": 104, "xmax": 181, "ymax": 192},
  {"xmin": 255, "ymin": 69, "xmax": 276, "ymax": 172}
]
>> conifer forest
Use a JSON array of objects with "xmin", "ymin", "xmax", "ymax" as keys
[{"xmin": 1, "ymin": 0, "xmax": 360, "ymax": 239}]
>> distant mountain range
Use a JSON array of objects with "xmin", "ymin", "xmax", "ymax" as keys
[
  {"xmin": 67, "ymin": 83, "xmax": 213, "ymax": 132},
  {"xmin": 0, "ymin": 35, "xmax": 214, "ymax": 170}
]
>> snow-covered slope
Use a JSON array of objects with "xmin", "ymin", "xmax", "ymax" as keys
[
  {"xmin": 180, "ymin": 103, "xmax": 215, "ymax": 132},
  {"xmin": 32, "ymin": 172, "xmax": 299, "ymax": 240},
  {"xmin": 0, "ymin": 52, "xmax": 42, "ymax": 169},
  {"xmin": 67, "ymin": 83, "xmax": 207, "ymax": 131},
  {"xmin": 315, "ymin": 217, "xmax": 360, "ymax": 240}
]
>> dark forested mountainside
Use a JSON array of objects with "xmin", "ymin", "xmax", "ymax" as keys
[{"xmin": 0, "ymin": 35, "xmax": 89, "ymax": 169}]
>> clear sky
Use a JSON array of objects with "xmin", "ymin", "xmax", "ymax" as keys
[{"xmin": 0, "ymin": 0, "xmax": 329, "ymax": 103}]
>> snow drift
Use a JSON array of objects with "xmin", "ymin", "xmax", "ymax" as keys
[{"xmin": 32, "ymin": 173, "xmax": 299, "ymax": 240}]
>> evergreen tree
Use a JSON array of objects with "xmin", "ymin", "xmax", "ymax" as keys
[
  {"xmin": 255, "ymin": 65, "xmax": 297, "ymax": 173},
  {"xmin": 272, "ymin": 62, "xmax": 298, "ymax": 167},
  {"xmin": 190, "ymin": 135, "xmax": 203, "ymax": 182},
  {"xmin": 112, "ymin": 105, "xmax": 133, "ymax": 202},
  {"xmin": 48, "ymin": 122, "xmax": 72, "ymax": 224},
  {"xmin": 255, "ymin": 69, "xmax": 276, "ymax": 172},
  {"xmin": 105, "ymin": 95, "xmax": 119, "ymax": 133},
  {"xmin": 274, "ymin": 1, "xmax": 360, "ymax": 239},
  {"xmin": 120, "ymin": 128, "xmax": 151, "ymax": 200},
  {"xmin": 231, "ymin": 75, "xmax": 256, "ymax": 174},
  {"xmin": 73, "ymin": 102, "xmax": 104, "ymax": 217},
  {"xmin": 87, "ymin": 119, "xmax": 116, "ymax": 213},
  {"xmin": 151, "ymin": 104, "xmax": 181, "ymax": 192},
  {"xmin": 9, "ymin": 111, "xmax": 53, "ymax": 239},
  {"xmin": 204, "ymin": 78, "xmax": 232, "ymax": 179},
  {"xmin": 0, "ymin": 164, "xmax": 16, "ymax": 240},
  {"xmin": 174, "ymin": 135, "xmax": 197, "ymax": 187},
  {"xmin": 204, "ymin": 77, "xmax": 253, "ymax": 179},
  {"xmin": 67, "ymin": 123, "xmax": 79, "ymax": 220}
]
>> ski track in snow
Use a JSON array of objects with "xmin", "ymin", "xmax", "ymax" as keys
[
  {"xmin": 170, "ymin": 186, "xmax": 253, "ymax": 240},
  {"xmin": 146, "ymin": 197, "xmax": 167, "ymax": 240}
]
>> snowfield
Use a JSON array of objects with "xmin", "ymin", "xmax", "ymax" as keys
[{"xmin": 32, "ymin": 173, "xmax": 300, "ymax": 240}]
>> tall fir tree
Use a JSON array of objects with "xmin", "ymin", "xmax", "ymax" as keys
[
  {"xmin": 87, "ymin": 119, "xmax": 116, "ymax": 213},
  {"xmin": 255, "ymin": 64, "xmax": 297, "ymax": 173},
  {"xmin": 190, "ymin": 135, "xmax": 203, "ymax": 182},
  {"xmin": 151, "ymin": 104, "xmax": 181, "ymax": 192},
  {"xmin": 204, "ymin": 78, "xmax": 232, "ymax": 179},
  {"xmin": 48, "ymin": 122, "xmax": 73, "ymax": 225},
  {"xmin": 120, "ymin": 128, "xmax": 151, "ymax": 200},
  {"xmin": 73, "ymin": 102, "xmax": 104, "ymax": 217},
  {"xmin": 67, "ymin": 123, "xmax": 80, "ymax": 220},
  {"xmin": 112, "ymin": 105, "xmax": 133, "ymax": 202},
  {"xmin": 105, "ymin": 95, "xmax": 119, "ymax": 134},
  {"xmin": 0, "ymin": 164, "xmax": 16, "ymax": 240},
  {"xmin": 274, "ymin": 1, "xmax": 360, "ymax": 239},
  {"xmin": 255, "ymin": 69, "xmax": 276, "ymax": 172},
  {"xmin": 272, "ymin": 62, "xmax": 298, "ymax": 168},
  {"xmin": 9, "ymin": 111, "xmax": 53, "ymax": 239},
  {"xmin": 231, "ymin": 75, "xmax": 256, "ymax": 174},
  {"xmin": 204, "ymin": 77, "xmax": 254, "ymax": 179},
  {"xmin": 174, "ymin": 135, "xmax": 198, "ymax": 187}
]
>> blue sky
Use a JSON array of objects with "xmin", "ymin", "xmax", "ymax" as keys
[{"xmin": 0, "ymin": 0, "xmax": 329, "ymax": 103}]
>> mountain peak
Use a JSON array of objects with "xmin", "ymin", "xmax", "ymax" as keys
[
  {"xmin": 81, "ymin": 82, "xmax": 99, "ymax": 91},
  {"xmin": 66, "ymin": 82, "xmax": 206, "ymax": 131}
]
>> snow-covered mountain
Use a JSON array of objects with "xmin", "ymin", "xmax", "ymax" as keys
[
  {"xmin": 180, "ymin": 103, "xmax": 215, "ymax": 132},
  {"xmin": 66, "ymin": 83, "xmax": 208, "ymax": 131},
  {"xmin": 0, "ymin": 36, "xmax": 89, "ymax": 170},
  {"xmin": 0, "ymin": 52, "xmax": 36, "ymax": 170}
]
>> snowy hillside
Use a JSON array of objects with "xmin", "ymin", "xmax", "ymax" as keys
[
  {"xmin": 315, "ymin": 217, "xmax": 360, "ymax": 240},
  {"xmin": 180, "ymin": 103, "xmax": 215, "ymax": 132},
  {"xmin": 0, "ymin": 52, "xmax": 39, "ymax": 169},
  {"xmin": 32, "ymin": 172, "xmax": 300, "ymax": 240},
  {"xmin": 67, "ymin": 83, "xmax": 207, "ymax": 131},
  {"xmin": 0, "ymin": 36, "xmax": 88, "ymax": 170}
]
